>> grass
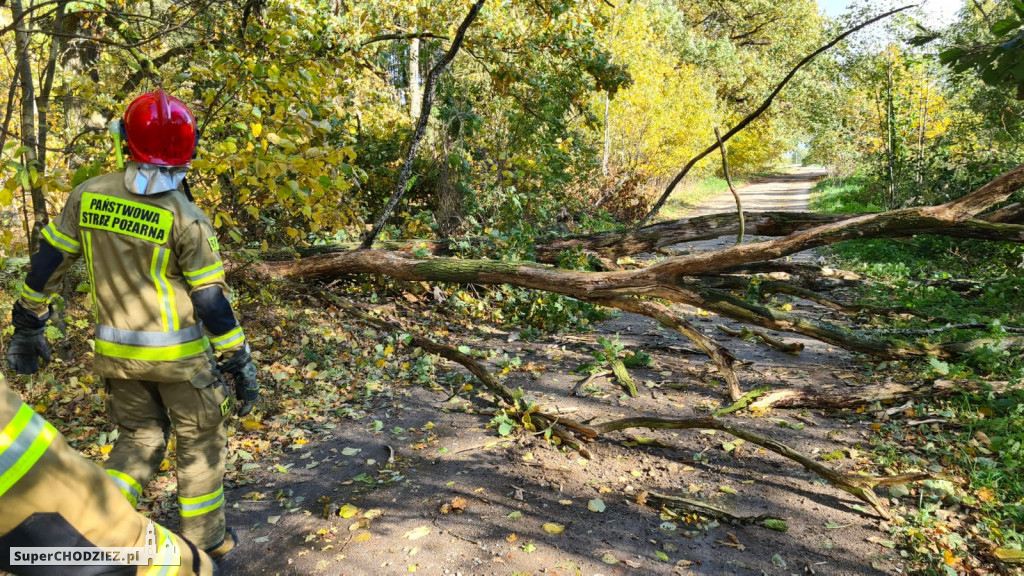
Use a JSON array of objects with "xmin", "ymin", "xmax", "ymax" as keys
[
  {"xmin": 808, "ymin": 175, "xmax": 883, "ymax": 214},
  {"xmin": 659, "ymin": 175, "xmax": 745, "ymax": 221},
  {"xmin": 809, "ymin": 174, "xmax": 1024, "ymax": 574}
]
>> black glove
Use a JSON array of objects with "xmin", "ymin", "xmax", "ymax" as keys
[
  {"xmin": 219, "ymin": 346, "xmax": 259, "ymax": 417},
  {"xmin": 7, "ymin": 302, "xmax": 51, "ymax": 375}
]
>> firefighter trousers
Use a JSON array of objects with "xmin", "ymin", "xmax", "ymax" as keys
[
  {"xmin": 102, "ymin": 369, "xmax": 232, "ymax": 552},
  {"xmin": 0, "ymin": 377, "xmax": 217, "ymax": 576}
]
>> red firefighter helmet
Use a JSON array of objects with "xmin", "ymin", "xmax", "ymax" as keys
[{"xmin": 123, "ymin": 89, "xmax": 197, "ymax": 166}]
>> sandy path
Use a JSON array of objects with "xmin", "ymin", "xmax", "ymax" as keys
[{"xmin": 684, "ymin": 165, "xmax": 826, "ymax": 216}]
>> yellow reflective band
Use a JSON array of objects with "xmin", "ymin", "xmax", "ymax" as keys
[
  {"xmin": 20, "ymin": 283, "xmax": 51, "ymax": 304},
  {"xmin": 95, "ymin": 337, "xmax": 209, "ymax": 362},
  {"xmin": 178, "ymin": 486, "xmax": 224, "ymax": 517},
  {"xmin": 210, "ymin": 327, "xmax": 244, "ymax": 351},
  {"xmin": 106, "ymin": 468, "xmax": 143, "ymax": 507},
  {"xmin": 82, "ymin": 231, "xmax": 99, "ymax": 322},
  {"xmin": 80, "ymin": 192, "xmax": 173, "ymax": 244},
  {"xmin": 151, "ymin": 248, "xmax": 179, "ymax": 331},
  {"xmin": 41, "ymin": 222, "xmax": 81, "ymax": 254},
  {"xmin": 182, "ymin": 262, "xmax": 225, "ymax": 287},
  {"xmin": 0, "ymin": 404, "xmax": 58, "ymax": 498}
]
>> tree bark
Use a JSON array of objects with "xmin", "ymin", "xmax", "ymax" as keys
[{"xmin": 12, "ymin": 0, "xmax": 47, "ymax": 252}]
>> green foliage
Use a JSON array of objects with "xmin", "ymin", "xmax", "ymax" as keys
[
  {"xmin": 809, "ymin": 175, "xmax": 884, "ymax": 213},
  {"xmin": 818, "ymin": 175, "xmax": 1024, "ymax": 570},
  {"xmin": 935, "ymin": 1, "xmax": 1024, "ymax": 98}
]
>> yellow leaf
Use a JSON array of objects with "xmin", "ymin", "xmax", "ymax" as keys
[
  {"xmin": 424, "ymin": 422, "xmax": 435, "ymax": 430},
  {"xmin": 242, "ymin": 419, "xmax": 262, "ymax": 431},
  {"xmin": 159, "ymin": 459, "xmax": 171, "ymax": 472},
  {"xmin": 995, "ymin": 548, "xmax": 1024, "ymax": 563},
  {"xmin": 403, "ymin": 526, "xmax": 430, "ymax": 540},
  {"xmin": 943, "ymin": 549, "xmax": 957, "ymax": 566},
  {"xmin": 339, "ymin": 504, "xmax": 359, "ymax": 519},
  {"xmin": 977, "ymin": 487, "xmax": 996, "ymax": 502},
  {"xmin": 352, "ymin": 532, "xmax": 371, "ymax": 543},
  {"xmin": 542, "ymin": 523, "xmax": 565, "ymax": 534},
  {"xmin": 251, "ymin": 123, "xmax": 263, "ymax": 138},
  {"xmin": 100, "ymin": 445, "xmax": 113, "ymax": 455},
  {"xmin": 33, "ymin": 403, "xmax": 48, "ymax": 413}
]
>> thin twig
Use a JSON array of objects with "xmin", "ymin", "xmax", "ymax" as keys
[{"xmin": 715, "ymin": 127, "xmax": 744, "ymax": 244}]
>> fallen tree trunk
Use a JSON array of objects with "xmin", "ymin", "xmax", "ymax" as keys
[
  {"xmin": 267, "ymin": 201, "xmax": 1024, "ymax": 267},
  {"xmin": 242, "ymin": 166, "xmax": 1024, "ymax": 396}
]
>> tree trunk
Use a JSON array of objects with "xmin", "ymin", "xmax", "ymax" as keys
[{"xmin": 12, "ymin": 0, "xmax": 47, "ymax": 252}]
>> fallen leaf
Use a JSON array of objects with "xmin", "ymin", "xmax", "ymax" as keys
[
  {"xmin": 542, "ymin": 523, "xmax": 565, "ymax": 534},
  {"xmin": 352, "ymin": 532, "xmax": 371, "ymax": 543},
  {"xmin": 636, "ymin": 491, "xmax": 649, "ymax": 506},
  {"xmin": 507, "ymin": 511, "xmax": 522, "ymax": 520},
  {"xmin": 338, "ymin": 504, "xmax": 359, "ymax": 519},
  {"xmin": 588, "ymin": 499, "xmax": 606, "ymax": 513},
  {"xmin": 601, "ymin": 553, "xmax": 618, "ymax": 564},
  {"xmin": 267, "ymin": 515, "xmax": 281, "ymax": 525},
  {"xmin": 341, "ymin": 447, "xmax": 361, "ymax": 456},
  {"xmin": 521, "ymin": 541, "xmax": 536, "ymax": 553},
  {"xmin": 995, "ymin": 548, "xmax": 1024, "ymax": 563},
  {"xmin": 655, "ymin": 550, "xmax": 670, "ymax": 562},
  {"xmin": 403, "ymin": 526, "xmax": 430, "ymax": 540},
  {"xmin": 451, "ymin": 497, "xmax": 468, "ymax": 511},
  {"xmin": 763, "ymin": 519, "xmax": 788, "ymax": 532},
  {"xmin": 506, "ymin": 534, "xmax": 517, "ymax": 543}
]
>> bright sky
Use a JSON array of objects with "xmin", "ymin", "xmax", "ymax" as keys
[{"xmin": 817, "ymin": 0, "xmax": 966, "ymax": 27}]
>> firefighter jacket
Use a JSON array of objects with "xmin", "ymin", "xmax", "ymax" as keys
[
  {"xmin": 19, "ymin": 169, "xmax": 247, "ymax": 382},
  {"xmin": 0, "ymin": 373, "xmax": 217, "ymax": 575}
]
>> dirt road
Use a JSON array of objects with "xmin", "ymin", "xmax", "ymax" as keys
[
  {"xmin": 686, "ymin": 165, "xmax": 825, "ymax": 216},
  {"xmin": 207, "ymin": 168, "xmax": 901, "ymax": 576}
]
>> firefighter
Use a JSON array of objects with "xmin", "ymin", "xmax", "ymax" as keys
[
  {"xmin": 0, "ymin": 372, "xmax": 219, "ymax": 575},
  {"xmin": 5, "ymin": 88, "xmax": 259, "ymax": 559}
]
